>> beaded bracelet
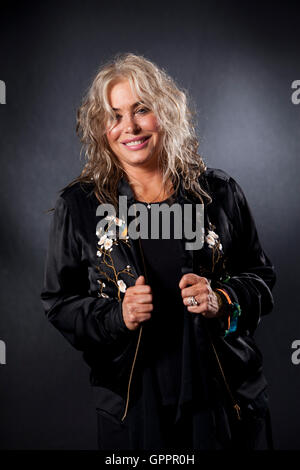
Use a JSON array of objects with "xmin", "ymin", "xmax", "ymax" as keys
[{"xmin": 215, "ymin": 288, "xmax": 242, "ymax": 337}]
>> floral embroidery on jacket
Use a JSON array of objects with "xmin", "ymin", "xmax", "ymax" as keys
[
  {"xmin": 205, "ymin": 222, "xmax": 224, "ymax": 273},
  {"xmin": 95, "ymin": 215, "xmax": 135, "ymax": 301}
]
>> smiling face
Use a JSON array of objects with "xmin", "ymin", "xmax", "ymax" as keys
[{"xmin": 105, "ymin": 79, "xmax": 162, "ymax": 172}]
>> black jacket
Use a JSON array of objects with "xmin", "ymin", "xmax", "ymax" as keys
[{"xmin": 40, "ymin": 168, "xmax": 276, "ymax": 422}]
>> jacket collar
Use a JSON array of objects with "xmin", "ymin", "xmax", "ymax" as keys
[{"xmin": 117, "ymin": 176, "xmax": 136, "ymax": 205}]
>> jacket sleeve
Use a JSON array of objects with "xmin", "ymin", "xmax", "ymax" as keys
[
  {"xmin": 213, "ymin": 176, "xmax": 276, "ymax": 335},
  {"xmin": 40, "ymin": 196, "xmax": 134, "ymax": 351}
]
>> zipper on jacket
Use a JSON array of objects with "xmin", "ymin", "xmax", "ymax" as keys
[
  {"xmin": 121, "ymin": 205, "xmax": 149, "ymax": 422},
  {"xmin": 121, "ymin": 324, "xmax": 143, "ymax": 421},
  {"xmin": 208, "ymin": 332, "xmax": 241, "ymax": 420}
]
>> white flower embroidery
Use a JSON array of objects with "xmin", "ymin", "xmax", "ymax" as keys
[
  {"xmin": 115, "ymin": 217, "xmax": 123, "ymax": 227},
  {"xmin": 117, "ymin": 280, "xmax": 127, "ymax": 293},
  {"xmin": 98, "ymin": 292, "xmax": 109, "ymax": 298},
  {"xmin": 104, "ymin": 238, "xmax": 113, "ymax": 250},
  {"xmin": 95, "ymin": 213, "xmax": 133, "ymax": 302},
  {"xmin": 206, "ymin": 235, "xmax": 216, "ymax": 248},
  {"xmin": 205, "ymin": 230, "xmax": 219, "ymax": 248},
  {"xmin": 98, "ymin": 234, "xmax": 107, "ymax": 245}
]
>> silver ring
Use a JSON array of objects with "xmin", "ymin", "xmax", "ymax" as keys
[{"xmin": 188, "ymin": 296, "xmax": 199, "ymax": 306}]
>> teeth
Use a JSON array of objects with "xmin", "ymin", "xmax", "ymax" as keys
[{"xmin": 125, "ymin": 138, "xmax": 147, "ymax": 146}]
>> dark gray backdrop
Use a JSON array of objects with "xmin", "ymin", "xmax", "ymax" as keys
[{"xmin": 0, "ymin": 0, "xmax": 299, "ymax": 450}]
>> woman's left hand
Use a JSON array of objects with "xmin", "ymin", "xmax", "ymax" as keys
[{"xmin": 179, "ymin": 273, "xmax": 222, "ymax": 318}]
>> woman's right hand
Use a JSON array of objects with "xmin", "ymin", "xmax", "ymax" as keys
[{"xmin": 122, "ymin": 275, "xmax": 153, "ymax": 330}]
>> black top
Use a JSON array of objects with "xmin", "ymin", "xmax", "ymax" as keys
[{"xmin": 135, "ymin": 194, "xmax": 185, "ymax": 406}]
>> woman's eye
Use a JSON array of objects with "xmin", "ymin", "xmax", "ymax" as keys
[
  {"xmin": 136, "ymin": 107, "xmax": 148, "ymax": 114},
  {"xmin": 115, "ymin": 114, "xmax": 122, "ymax": 120}
]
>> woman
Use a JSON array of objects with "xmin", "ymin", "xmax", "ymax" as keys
[{"xmin": 41, "ymin": 53, "xmax": 276, "ymax": 450}]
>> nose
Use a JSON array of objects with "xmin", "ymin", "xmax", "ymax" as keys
[{"xmin": 123, "ymin": 112, "xmax": 140, "ymax": 134}]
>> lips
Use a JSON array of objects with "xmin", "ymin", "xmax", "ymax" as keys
[
  {"xmin": 121, "ymin": 135, "xmax": 151, "ymax": 150},
  {"xmin": 122, "ymin": 136, "xmax": 151, "ymax": 146}
]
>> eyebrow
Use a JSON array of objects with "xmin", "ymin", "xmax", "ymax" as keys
[{"xmin": 112, "ymin": 101, "xmax": 142, "ymax": 111}]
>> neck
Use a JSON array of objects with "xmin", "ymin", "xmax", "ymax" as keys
[
  {"xmin": 123, "ymin": 167, "xmax": 173, "ymax": 203},
  {"xmin": 121, "ymin": 157, "xmax": 160, "ymax": 185},
  {"xmin": 128, "ymin": 170, "xmax": 162, "ymax": 189}
]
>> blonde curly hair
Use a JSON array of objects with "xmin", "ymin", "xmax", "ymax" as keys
[{"xmin": 64, "ymin": 52, "xmax": 210, "ymax": 206}]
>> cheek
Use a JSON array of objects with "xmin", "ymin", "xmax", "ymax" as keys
[
  {"xmin": 141, "ymin": 114, "xmax": 160, "ymax": 132},
  {"xmin": 106, "ymin": 127, "xmax": 120, "ymax": 145}
]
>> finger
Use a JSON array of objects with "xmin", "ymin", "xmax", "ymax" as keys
[
  {"xmin": 135, "ymin": 275, "xmax": 146, "ymax": 285},
  {"xmin": 129, "ymin": 315, "xmax": 151, "ymax": 329},
  {"xmin": 127, "ymin": 285, "xmax": 152, "ymax": 294},
  {"xmin": 127, "ymin": 302, "xmax": 153, "ymax": 314},
  {"xmin": 183, "ymin": 291, "xmax": 215, "ymax": 306},
  {"xmin": 187, "ymin": 302, "xmax": 218, "ymax": 317},
  {"xmin": 134, "ymin": 293, "xmax": 153, "ymax": 304},
  {"xmin": 128, "ymin": 310, "xmax": 152, "ymax": 322},
  {"xmin": 136, "ymin": 313, "xmax": 152, "ymax": 323},
  {"xmin": 183, "ymin": 293, "xmax": 202, "ymax": 306},
  {"xmin": 178, "ymin": 273, "xmax": 200, "ymax": 289},
  {"xmin": 181, "ymin": 283, "xmax": 210, "ymax": 299},
  {"xmin": 181, "ymin": 285, "xmax": 199, "ymax": 299},
  {"xmin": 132, "ymin": 303, "xmax": 153, "ymax": 313},
  {"xmin": 186, "ymin": 306, "xmax": 205, "ymax": 315},
  {"xmin": 179, "ymin": 274, "xmax": 210, "ymax": 289}
]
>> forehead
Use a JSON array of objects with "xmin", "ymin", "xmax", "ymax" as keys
[{"xmin": 108, "ymin": 79, "xmax": 140, "ymax": 108}]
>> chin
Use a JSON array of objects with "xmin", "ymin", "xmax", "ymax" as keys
[
  {"xmin": 123, "ymin": 150, "xmax": 156, "ymax": 165},
  {"xmin": 134, "ymin": 154, "xmax": 155, "ymax": 164}
]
